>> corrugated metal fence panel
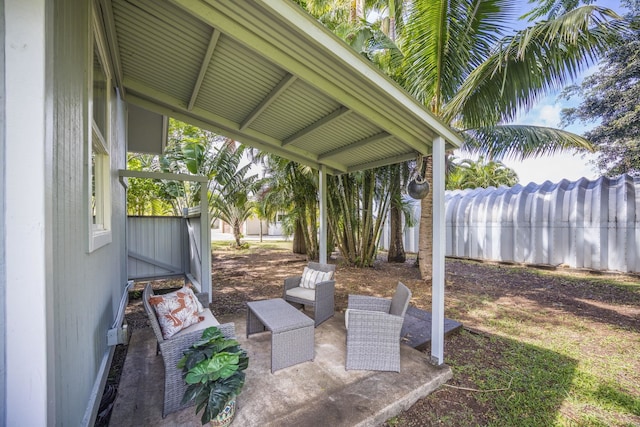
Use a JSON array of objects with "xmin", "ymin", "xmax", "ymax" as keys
[
  {"xmin": 382, "ymin": 175, "xmax": 640, "ymax": 273},
  {"xmin": 186, "ymin": 218, "xmax": 202, "ymax": 286},
  {"xmin": 127, "ymin": 216, "xmax": 186, "ymax": 279}
]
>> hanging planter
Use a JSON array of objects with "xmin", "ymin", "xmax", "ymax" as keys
[
  {"xmin": 407, "ymin": 155, "xmax": 430, "ymax": 199},
  {"xmin": 407, "ymin": 178, "xmax": 430, "ymax": 199}
]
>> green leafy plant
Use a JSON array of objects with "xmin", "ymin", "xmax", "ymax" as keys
[{"xmin": 178, "ymin": 327, "xmax": 249, "ymax": 425}]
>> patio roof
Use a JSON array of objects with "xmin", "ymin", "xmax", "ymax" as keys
[{"xmin": 99, "ymin": 0, "xmax": 461, "ymax": 174}]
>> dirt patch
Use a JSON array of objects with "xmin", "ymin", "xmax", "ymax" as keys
[{"xmin": 99, "ymin": 247, "xmax": 640, "ymax": 426}]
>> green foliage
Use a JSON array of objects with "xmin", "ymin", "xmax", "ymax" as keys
[
  {"xmin": 126, "ymin": 154, "xmax": 173, "ymax": 215},
  {"xmin": 560, "ymin": 0, "xmax": 640, "ymax": 177},
  {"xmin": 178, "ymin": 327, "xmax": 249, "ymax": 425},
  {"xmin": 209, "ymin": 144, "xmax": 263, "ymax": 248},
  {"xmin": 327, "ymin": 167, "xmax": 392, "ymax": 267},
  {"xmin": 447, "ymin": 156, "xmax": 519, "ymax": 190},
  {"xmin": 256, "ymin": 153, "xmax": 319, "ymax": 259}
]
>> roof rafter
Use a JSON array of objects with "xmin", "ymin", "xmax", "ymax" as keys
[
  {"xmin": 318, "ymin": 132, "xmax": 393, "ymax": 161},
  {"xmin": 240, "ymin": 73, "xmax": 297, "ymax": 131},
  {"xmin": 188, "ymin": 28, "xmax": 221, "ymax": 111},
  {"xmin": 98, "ymin": 0, "xmax": 125, "ymax": 96},
  {"xmin": 282, "ymin": 106, "xmax": 352, "ymax": 147},
  {"xmin": 124, "ymin": 78, "xmax": 349, "ymax": 174},
  {"xmin": 346, "ymin": 152, "xmax": 419, "ymax": 173}
]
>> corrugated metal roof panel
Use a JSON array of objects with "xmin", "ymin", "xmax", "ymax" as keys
[
  {"xmin": 248, "ymin": 80, "xmax": 339, "ymax": 141},
  {"xmin": 195, "ymin": 35, "xmax": 287, "ymax": 122},
  {"xmin": 104, "ymin": 0, "xmax": 461, "ymax": 173},
  {"xmin": 293, "ymin": 114, "xmax": 383, "ymax": 155}
]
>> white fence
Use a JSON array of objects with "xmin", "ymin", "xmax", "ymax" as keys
[{"xmin": 381, "ymin": 175, "xmax": 640, "ymax": 273}]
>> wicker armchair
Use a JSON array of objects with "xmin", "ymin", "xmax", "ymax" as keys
[
  {"xmin": 142, "ymin": 283, "xmax": 236, "ymax": 417},
  {"xmin": 345, "ymin": 282, "xmax": 412, "ymax": 372},
  {"xmin": 283, "ymin": 261, "xmax": 336, "ymax": 327}
]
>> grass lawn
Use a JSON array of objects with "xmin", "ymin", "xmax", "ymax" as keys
[
  {"xmin": 393, "ymin": 260, "xmax": 640, "ymax": 426},
  {"xmin": 210, "ymin": 240, "xmax": 639, "ymax": 426}
]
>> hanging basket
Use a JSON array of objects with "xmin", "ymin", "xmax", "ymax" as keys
[
  {"xmin": 407, "ymin": 179, "xmax": 430, "ymax": 199},
  {"xmin": 407, "ymin": 154, "xmax": 430, "ymax": 199}
]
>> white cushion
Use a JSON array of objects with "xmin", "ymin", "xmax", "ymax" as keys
[
  {"xmin": 286, "ymin": 286, "xmax": 316, "ymax": 302},
  {"xmin": 300, "ymin": 267, "xmax": 333, "ymax": 289}
]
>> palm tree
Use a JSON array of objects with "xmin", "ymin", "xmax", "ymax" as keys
[
  {"xmin": 257, "ymin": 153, "xmax": 320, "ymax": 259},
  {"xmin": 447, "ymin": 157, "xmax": 519, "ymax": 190},
  {"xmin": 396, "ymin": 0, "xmax": 623, "ymax": 278},
  {"xmin": 209, "ymin": 144, "xmax": 263, "ymax": 248}
]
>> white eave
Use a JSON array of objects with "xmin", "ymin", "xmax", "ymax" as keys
[{"xmin": 99, "ymin": 0, "xmax": 461, "ymax": 174}]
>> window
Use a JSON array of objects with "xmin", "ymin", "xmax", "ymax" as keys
[{"xmin": 88, "ymin": 11, "xmax": 112, "ymax": 252}]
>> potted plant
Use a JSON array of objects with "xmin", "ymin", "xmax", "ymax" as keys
[{"xmin": 178, "ymin": 326, "xmax": 249, "ymax": 426}]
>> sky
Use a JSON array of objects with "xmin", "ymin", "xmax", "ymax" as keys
[{"xmin": 453, "ymin": 0, "xmax": 626, "ymax": 186}]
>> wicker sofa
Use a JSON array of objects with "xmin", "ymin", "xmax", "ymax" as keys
[
  {"xmin": 345, "ymin": 282, "xmax": 412, "ymax": 372},
  {"xmin": 283, "ymin": 261, "xmax": 336, "ymax": 327},
  {"xmin": 142, "ymin": 283, "xmax": 236, "ymax": 417}
]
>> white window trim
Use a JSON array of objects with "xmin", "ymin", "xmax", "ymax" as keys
[{"xmin": 87, "ymin": 4, "xmax": 112, "ymax": 252}]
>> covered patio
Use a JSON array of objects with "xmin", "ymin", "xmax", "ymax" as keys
[
  {"xmin": 106, "ymin": 0, "xmax": 461, "ymax": 367},
  {"xmin": 110, "ymin": 311, "xmax": 453, "ymax": 426},
  {"xmin": 103, "ymin": 0, "xmax": 462, "ymax": 425}
]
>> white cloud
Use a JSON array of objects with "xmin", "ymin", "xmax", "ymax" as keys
[{"xmin": 501, "ymin": 152, "xmax": 599, "ymax": 185}]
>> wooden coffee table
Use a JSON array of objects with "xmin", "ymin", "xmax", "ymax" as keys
[{"xmin": 246, "ymin": 298, "xmax": 315, "ymax": 372}]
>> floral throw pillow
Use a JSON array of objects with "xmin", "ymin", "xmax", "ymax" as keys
[
  {"xmin": 300, "ymin": 267, "xmax": 333, "ymax": 290},
  {"xmin": 149, "ymin": 287, "xmax": 204, "ymax": 339}
]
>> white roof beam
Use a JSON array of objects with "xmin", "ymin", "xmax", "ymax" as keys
[
  {"xmin": 98, "ymin": 0, "xmax": 125, "ymax": 96},
  {"xmin": 318, "ymin": 132, "xmax": 392, "ymax": 161},
  {"xmin": 240, "ymin": 73, "xmax": 297, "ymax": 131},
  {"xmin": 346, "ymin": 152, "xmax": 419, "ymax": 173},
  {"xmin": 282, "ymin": 106, "xmax": 352, "ymax": 147},
  {"xmin": 188, "ymin": 28, "xmax": 221, "ymax": 111}
]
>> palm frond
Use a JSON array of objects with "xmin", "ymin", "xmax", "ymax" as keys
[
  {"xmin": 401, "ymin": 0, "xmax": 515, "ymax": 110},
  {"xmin": 462, "ymin": 124, "xmax": 594, "ymax": 160},
  {"xmin": 444, "ymin": 5, "xmax": 625, "ymax": 127}
]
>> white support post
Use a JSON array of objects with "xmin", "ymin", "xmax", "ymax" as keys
[
  {"xmin": 319, "ymin": 165, "xmax": 327, "ymax": 264},
  {"xmin": 431, "ymin": 136, "xmax": 446, "ymax": 365},
  {"xmin": 5, "ymin": 0, "xmax": 51, "ymax": 424},
  {"xmin": 201, "ymin": 184, "xmax": 212, "ymax": 303}
]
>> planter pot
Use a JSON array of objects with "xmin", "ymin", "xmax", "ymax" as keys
[
  {"xmin": 210, "ymin": 399, "xmax": 236, "ymax": 427},
  {"xmin": 407, "ymin": 179, "xmax": 430, "ymax": 199}
]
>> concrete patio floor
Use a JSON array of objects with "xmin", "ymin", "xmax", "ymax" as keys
[{"xmin": 109, "ymin": 311, "xmax": 452, "ymax": 427}]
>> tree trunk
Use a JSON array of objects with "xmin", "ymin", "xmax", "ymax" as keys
[
  {"xmin": 233, "ymin": 220, "xmax": 242, "ymax": 248},
  {"xmin": 387, "ymin": 165, "xmax": 406, "ymax": 263},
  {"xmin": 418, "ymin": 156, "xmax": 433, "ymax": 280},
  {"xmin": 292, "ymin": 220, "xmax": 307, "ymax": 254}
]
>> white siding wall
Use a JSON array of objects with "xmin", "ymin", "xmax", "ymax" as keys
[{"xmin": 382, "ymin": 176, "xmax": 640, "ymax": 274}]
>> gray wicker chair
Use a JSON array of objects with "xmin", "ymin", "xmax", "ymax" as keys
[
  {"xmin": 142, "ymin": 283, "xmax": 236, "ymax": 417},
  {"xmin": 345, "ymin": 282, "xmax": 412, "ymax": 372},
  {"xmin": 283, "ymin": 261, "xmax": 336, "ymax": 327}
]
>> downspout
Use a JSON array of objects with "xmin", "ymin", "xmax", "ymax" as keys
[{"xmin": 431, "ymin": 136, "xmax": 446, "ymax": 365}]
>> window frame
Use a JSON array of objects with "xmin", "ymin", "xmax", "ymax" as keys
[{"xmin": 87, "ymin": 5, "xmax": 112, "ymax": 252}]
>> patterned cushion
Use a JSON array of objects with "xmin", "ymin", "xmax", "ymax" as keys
[
  {"xmin": 148, "ymin": 287, "xmax": 204, "ymax": 339},
  {"xmin": 300, "ymin": 267, "xmax": 333, "ymax": 290}
]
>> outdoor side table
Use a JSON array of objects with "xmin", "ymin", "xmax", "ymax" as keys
[{"xmin": 246, "ymin": 298, "xmax": 315, "ymax": 373}]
